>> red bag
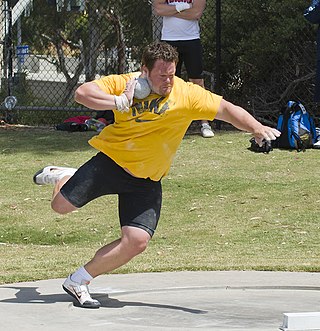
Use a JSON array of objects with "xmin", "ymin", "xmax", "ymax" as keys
[{"xmin": 63, "ymin": 116, "xmax": 91, "ymax": 124}]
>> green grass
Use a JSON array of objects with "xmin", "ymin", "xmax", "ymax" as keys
[{"xmin": 1, "ymin": 126, "xmax": 320, "ymax": 284}]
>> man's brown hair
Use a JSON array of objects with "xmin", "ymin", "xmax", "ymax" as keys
[{"xmin": 142, "ymin": 42, "xmax": 179, "ymax": 71}]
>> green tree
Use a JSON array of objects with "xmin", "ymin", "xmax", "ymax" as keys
[
  {"xmin": 21, "ymin": 0, "xmax": 152, "ymax": 104},
  {"xmin": 202, "ymin": 0, "xmax": 317, "ymax": 117}
]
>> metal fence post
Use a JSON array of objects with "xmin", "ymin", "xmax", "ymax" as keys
[
  {"xmin": 215, "ymin": 0, "xmax": 222, "ymax": 129},
  {"xmin": 4, "ymin": 0, "xmax": 13, "ymax": 96},
  {"xmin": 215, "ymin": 0, "xmax": 221, "ymax": 95},
  {"xmin": 0, "ymin": 0, "xmax": 3, "ymax": 91}
]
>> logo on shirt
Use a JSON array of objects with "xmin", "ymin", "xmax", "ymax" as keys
[{"xmin": 132, "ymin": 97, "xmax": 170, "ymax": 122}]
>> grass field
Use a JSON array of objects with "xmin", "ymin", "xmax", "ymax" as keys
[{"xmin": 0, "ymin": 126, "xmax": 320, "ymax": 285}]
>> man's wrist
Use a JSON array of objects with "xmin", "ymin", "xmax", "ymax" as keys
[
  {"xmin": 114, "ymin": 94, "xmax": 130, "ymax": 113},
  {"xmin": 175, "ymin": 3, "xmax": 191, "ymax": 13}
]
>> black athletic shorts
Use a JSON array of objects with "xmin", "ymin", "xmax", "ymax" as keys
[
  {"xmin": 163, "ymin": 39, "xmax": 203, "ymax": 79},
  {"xmin": 60, "ymin": 152, "xmax": 162, "ymax": 237}
]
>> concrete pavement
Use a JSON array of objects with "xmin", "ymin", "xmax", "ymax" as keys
[{"xmin": 1, "ymin": 271, "xmax": 320, "ymax": 331}]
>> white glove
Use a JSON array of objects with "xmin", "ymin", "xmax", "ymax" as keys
[
  {"xmin": 114, "ymin": 78, "xmax": 137, "ymax": 113},
  {"xmin": 175, "ymin": 2, "xmax": 191, "ymax": 13}
]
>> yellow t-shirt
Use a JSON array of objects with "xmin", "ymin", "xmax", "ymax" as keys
[{"xmin": 89, "ymin": 73, "xmax": 222, "ymax": 181}]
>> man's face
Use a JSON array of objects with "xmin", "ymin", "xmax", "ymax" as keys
[{"xmin": 143, "ymin": 60, "xmax": 176, "ymax": 96}]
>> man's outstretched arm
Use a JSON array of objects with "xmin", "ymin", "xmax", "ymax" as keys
[{"xmin": 215, "ymin": 99, "xmax": 280, "ymax": 145}]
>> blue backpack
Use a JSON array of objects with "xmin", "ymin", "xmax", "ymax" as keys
[
  {"xmin": 275, "ymin": 101, "xmax": 317, "ymax": 151},
  {"xmin": 304, "ymin": 0, "xmax": 320, "ymax": 24}
]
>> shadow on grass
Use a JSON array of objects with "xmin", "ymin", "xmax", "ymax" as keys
[
  {"xmin": 0, "ymin": 127, "xmax": 96, "ymax": 154},
  {"xmin": 0, "ymin": 126, "xmax": 239, "ymax": 155}
]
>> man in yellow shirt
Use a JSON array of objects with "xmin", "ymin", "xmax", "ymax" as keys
[{"xmin": 33, "ymin": 42, "xmax": 280, "ymax": 309}]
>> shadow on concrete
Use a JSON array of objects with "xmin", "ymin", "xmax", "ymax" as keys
[{"xmin": 0, "ymin": 286, "xmax": 207, "ymax": 315}]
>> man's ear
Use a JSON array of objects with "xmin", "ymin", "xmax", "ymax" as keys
[{"xmin": 140, "ymin": 65, "xmax": 149, "ymax": 78}]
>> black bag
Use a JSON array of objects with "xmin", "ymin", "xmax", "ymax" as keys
[
  {"xmin": 55, "ymin": 122, "xmax": 88, "ymax": 132},
  {"xmin": 249, "ymin": 138, "xmax": 273, "ymax": 154}
]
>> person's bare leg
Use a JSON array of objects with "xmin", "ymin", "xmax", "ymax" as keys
[
  {"xmin": 62, "ymin": 226, "xmax": 151, "ymax": 308},
  {"xmin": 189, "ymin": 78, "xmax": 214, "ymax": 137},
  {"xmin": 50, "ymin": 174, "xmax": 151, "ymax": 307},
  {"xmin": 51, "ymin": 176, "xmax": 78, "ymax": 214},
  {"xmin": 85, "ymin": 226, "xmax": 151, "ymax": 277},
  {"xmin": 33, "ymin": 166, "xmax": 78, "ymax": 213},
  {"xmin": 189, "ymin": 78, "xmax": 204, "ymax": 88}
]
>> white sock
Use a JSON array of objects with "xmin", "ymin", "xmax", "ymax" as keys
[{"xmin": 70, "ymin": 266, "xmax": 93, "ymax": 284}]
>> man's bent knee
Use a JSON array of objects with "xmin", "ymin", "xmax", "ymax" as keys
[
  {"xmin": 51, "ymin": 192, "xmax": 77, "ymax": 214},
  {"xmin": 121, "ymin": 226, "xmax": 151, "ymax": 256}
]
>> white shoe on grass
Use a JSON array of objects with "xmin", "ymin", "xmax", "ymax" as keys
[
  {"xmin": 62, "ymin": 275, "xmax": 101, "ymax": 309},
  {"xmin": 33, "ymin": 166, "xmax": 77, "ymax": 185},
  {"xmin": 201, "ymin": 123, "xmax": 214, "ymax": 138},
  {"xmin": 313, "ymin": 140, "xmax": 320, "ymax": 149}
]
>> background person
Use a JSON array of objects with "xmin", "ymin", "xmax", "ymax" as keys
[
  {"xmin": 153, "ymin": 0, "xmax": 215, "ymax": 138},
  {"xmin": 33, "ymin": 42, "xmax": 280, "ymax": 309}
]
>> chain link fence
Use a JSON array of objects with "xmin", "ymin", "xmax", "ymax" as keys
[{"xmin": 0, "ymin": 0, "xmax": 319, "ymax": 127}]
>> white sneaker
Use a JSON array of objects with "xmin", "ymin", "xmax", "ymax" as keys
[
  {"xmin": 62, "ymin": 275, "xmax": 101, "ymax": 309},
  {"xmin": 313, "ymin": 140, "xmax": 320, "ymax": 149},
  {"xmin": 33, "ymin": 166, "xmax": 77, "ymax": 185},
  {"xmin": 201, "ymin": 123, "xmax": 214, "ymax": 138}
]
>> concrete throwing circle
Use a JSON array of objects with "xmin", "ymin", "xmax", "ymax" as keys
[
  {"xmin": 1, "ymin": 273, "xmax": 320, "ymax": 331},
  {"xmin": 83, "ymin": 285, "xmax": 320, "ymax": 330}
]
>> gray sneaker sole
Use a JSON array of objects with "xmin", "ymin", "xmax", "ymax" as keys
[
  {"xmin": 62, "ymin": 285, "xmax": 101, "ymax": 309},
  {"xmin": 33, "ymin": 168, "xmax": 45, "ymax": 185}
]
